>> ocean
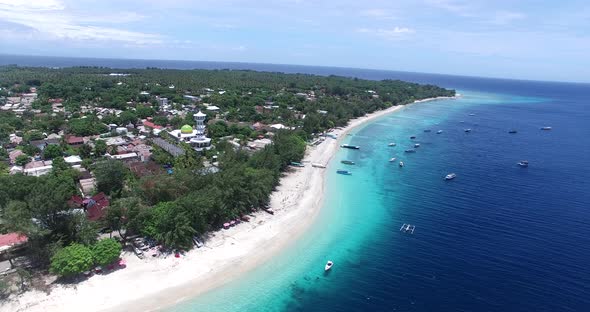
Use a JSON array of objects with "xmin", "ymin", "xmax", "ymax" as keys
[{"xmin": 3, "ymin": 55, "xmax": 590, "ymax": 311}]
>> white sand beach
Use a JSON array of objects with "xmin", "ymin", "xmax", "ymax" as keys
[{"xmin": 0, "ymin": 96, "xmax": 455, "ymax": 312}]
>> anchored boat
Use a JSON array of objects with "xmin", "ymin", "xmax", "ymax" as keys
[
  {"xmin": 341, "ymin": 144, "xmax": 360, "ymax": 149},
  {"xmin": 445, "ymin": 173, "xmax": 457, "ymax": 180},
  {"xmin": 325, "ymin": 261, "xmax": 334, "ymax": 271}
]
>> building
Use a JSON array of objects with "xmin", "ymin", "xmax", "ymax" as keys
[
  {"xmin": 0, "ymin": 233, "xmax": 28, "ymax": 254},
  {"xmin": 168, "ymin": 111, "xmax": 212, "ymax": 152},
  {"xmin": 66, "ymin": 135, "xmax": 84, "ymax": 146}
]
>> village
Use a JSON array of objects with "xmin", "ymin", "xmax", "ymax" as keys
[{"xmin": 0, "ymin": 66, "xmax": 453, "ymax": 301}]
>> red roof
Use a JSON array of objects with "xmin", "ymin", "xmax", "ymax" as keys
[
  {"xmin": 0, "ymin": 233, "xmax": 28, "ymax": 248},
  {"xmin": 67, "ymin": 135, "xmax": 84, "ymax": 144},
  {"xmin": 86, "ymin": 192, "xmax": 110, "ymax": 221},
  {"xmin": 143, "ymin": 120, "xmax": 162, "ymax": 130}
]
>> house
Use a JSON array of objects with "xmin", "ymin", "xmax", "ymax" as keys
[
  {"xmin": 9, "ymin": 150, "xmax": 25, "ymax": 164},
  {"xmin": 143, "ymin": 120, "xmax": 163, "ymax": 130},
  {"xmin": 251, "ymin": 122, "xmax": 266, "ymax": 131},
  {"xmin": 30, "ymin": 138, "xmax": 61, "ymax": 151},
  {"xmin": 23, "ymin": 160, "xmax": 53, "ymax": 176},
  {"xmin": 247, "ymin": 138, "xmax": 272, "ymax": 150},
  {"xmin": 64, "ymin": 155, "xmax": 83, "ymax": 166},
  {"xmin": 86, "ymin": 193, "xmax": 109, "ymax": 221},
  {"xmin": 66, "ymin": 135, "xmax": 84, "ymax": 146},
  {"xmin": 109, "ymin": 152, "xmax": 139, "ymax": 162},
  {"xmin": 0, "ymin": 233, "xmax": 28, "ymax": 253}
]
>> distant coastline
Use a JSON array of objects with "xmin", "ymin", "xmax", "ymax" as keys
[{"xmin": 0, "ymin": 95, "xmax": 458, "ymax": 312}]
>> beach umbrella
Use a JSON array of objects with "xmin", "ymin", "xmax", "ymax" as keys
[{"xmin": 223, "ymin": 223, "xmax": 230, "ymax": 229}]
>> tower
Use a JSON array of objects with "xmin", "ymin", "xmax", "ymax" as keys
[{"xmin": 189, "ymin": 110, "xmax": 212, "ymax": 151}]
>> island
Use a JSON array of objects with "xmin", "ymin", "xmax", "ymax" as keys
[{"xmin": 0, "ymin": 65, "xmax": 455, "ymax": 311}]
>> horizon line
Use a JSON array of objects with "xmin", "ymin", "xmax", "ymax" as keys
[{"xmin": 1, "ymin": 53, "xmax": 588, "ymax": 85}]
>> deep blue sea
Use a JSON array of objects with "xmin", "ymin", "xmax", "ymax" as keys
[{"xmin": 3, "ymin": 55, "xmax": 590, "ymax": 311}]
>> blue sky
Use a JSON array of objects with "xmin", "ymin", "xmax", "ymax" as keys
[{"xmin": 0, "ymin": 0, "xmax": 589, "ymax": 82}]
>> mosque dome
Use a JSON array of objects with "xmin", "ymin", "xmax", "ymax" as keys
[{"xmin": 180, "ymin": 125, "xmax": 193, "ymax": 134}]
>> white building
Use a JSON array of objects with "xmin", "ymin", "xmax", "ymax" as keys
[{"xmin": 168, "ymin": 111, "xmax": 212, "ymax": 152}]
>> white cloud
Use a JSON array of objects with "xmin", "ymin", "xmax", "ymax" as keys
[
  {"xmin": 488, "ymin": 11, "xmax": 526, "ymax": 25},
  {"xmin": 357, "ymin": 26, "xmax": 414, "ymax": 40},
  {"xmin": 360, "ymin": 9, "xmax": 396, "ymax": 20},
  {"xmin": 426, "ymin": 0, "xmax": 474, "ymax": 16},
  {"xmin": 0, "ymin": 0, "xmax": 162, "ymax": 44}
]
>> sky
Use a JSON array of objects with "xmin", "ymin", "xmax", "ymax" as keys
[{"xmin": 0, "ymin": 0, "xmax": 589, "ymax": 82}]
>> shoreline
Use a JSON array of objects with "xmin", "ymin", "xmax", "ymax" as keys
[{"xmin": 0, "ymin": 95, "xmax": 457, "ymax": 312}]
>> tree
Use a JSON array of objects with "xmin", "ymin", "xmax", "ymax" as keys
[
  {"xmin": 15, "ymin": 154, "xmax": 30, "ymax": 166},
  {"xmin": 93, "ymin": 140, "xmax": 107, "ymax": 156},
  {"xmin": 78, "ymin": 144, "xmax": 92, "ymax": 158},
  {"xmin": 91, "ymin": 238, "xmax": 121, "ymax": 266},
  {"xmin": 105, "ymin": 197, "xmax": 144, "ymax": 239},
  {"xmin": 22, "ymin": 144, "xmax": 40, "ymax": 156},
  {"xmin": 43, "ymin": 144, "xmax": 62, "ymax": 159},
  {"xmin": 94, "ymin": 159, "xmax": 126, "ymax": 196},
  {"xmin": 50, "ymin": 243, "xmax": 94, "ymax": 278}
]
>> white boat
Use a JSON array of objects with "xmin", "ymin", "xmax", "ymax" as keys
[
  {"xmin": 389, "ymin": 157, "xmax": 397, "ymax": 162},
  {"xmin": 414, "ymin": 143, "xmax": 420, "ymax": 148},
  {"xmin": 388, "ymin": 142, "xmax": 396, "ymax": 146},
  {"xmin": 541, "ymin": 126, "xmax": 552, "ymax": 130},
  {"xmin": 312, "ymin": 163, "xmax": 326, "ymax": 168},
  {"xmin": 325, "ymin": 261, "xmax": 333, "ymax": 271},
  {"xmin": 437, "ymin": 130, "xmax": 443, "ymax": 134},
  {"xmin": 399, "ymin": 161, "xmax": 404, "ymax": 167},
  {"xmin": 445, "ymin": 173, "xmax": 457, "ymax": 180},
  {"xmin": 464, "ymin": 129, "xmax": 472, "ymax": 133},
  {"xmin": 518, "ymin": 160, "xmax": 529, "ymax": 167}
]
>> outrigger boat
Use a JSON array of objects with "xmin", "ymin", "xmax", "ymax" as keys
[
  {"xmin": 400, "ymin": 224, "xmax": 415, "ymax": 234},
  {"xmin": 341, "ymin": 144, "xmax": 360, "ymax": 149}
]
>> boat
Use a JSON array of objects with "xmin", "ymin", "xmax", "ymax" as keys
[
  {"xmin": 410, "ymin": 136, "xmax": 416, "ymax": 139},
  {"xmin": 404, "ymin": 149, "xmax": 416, "ymax": 153},
  {"xmin": 341, "ymin": 160, "xmax": 355, "ymax": 165},
  {"xmin": 464, "ymin": 129, "xmax": 472, "ymax": 133},
  {"xmin": 445, "ymin": 173, "xmax": 457, "ymax": 180},
  {"xmin": 325, "ymin": 261, "xmax": 333, "ymax": 271},
  {"xmin": 541, "ymin": 126, "xmax": 552, "ymax": 130},
  {"xmin": 388, "ymin": 142, "xmax": 396, "ymax": 146},
  {"xmin": 337, "ymin": 169, "xmax": 352, "ymax": 175},
  {"xmin": 400, "ymin": 223, "xmax": 415, "ymax": 234},
  {"xmin": 508, "ymin": 129, "xmax": 518, "ymax": 134},
  {"xmin": 414, "ymin": 143, "xmax": 420, "ymax": 148},
  {"xmin": 399, "ymin": 161, "xmax": 404, "ymax": 167},
  {"xmin": 469, "ymin": 113, "xmax": 475, "ymax": 116},
  {"xmin": 312, "ymin": 163, "xmax": 326, "ymax": 168},
  {"xmin": 518, "ymin": 160, "xmax": 529, "ymax": 167},
  {"xmin": 424, "ymin": 129, "xmax": 432, "ymax": 133},
  {"xmin": 389, "ymin": 157, "xmax": 397, "ymax": 162},
  {"xmin": 341, "ymin": 144, "xmax": 360, "ymax": 149},
  {"xmin": 437, "ymin": 130, "xmax": 443, "ymax": 134},
  {"xmin": 290, "ymin": 162, "xmax": 305, "ymax": 167}
]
